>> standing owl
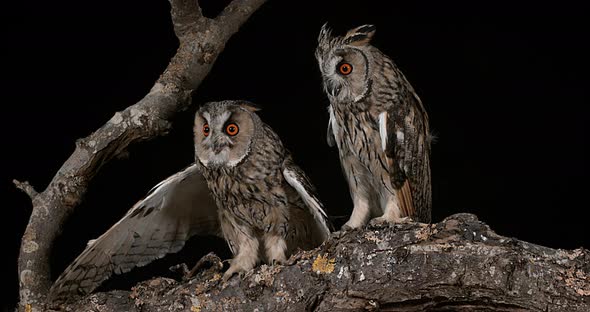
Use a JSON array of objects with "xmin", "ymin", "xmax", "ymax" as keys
[
  {"xmin": 315, "ymin": 24, "xmax": 432, "ymax": 230},
  {"xmin": 49, "ymin": 100, "xmax": 330, "ymax": 301},
  {"xmin": 193, "ymin": 101, "xmax": 330, "ymax": 278}
]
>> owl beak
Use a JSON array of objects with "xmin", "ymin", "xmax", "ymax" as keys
[
  {"xmin": 326, "ymin": 80, "xmax": 341, "ymax": 97},
  {"xmin": 211, "ymin": 138, "xmax": 233, "ymax": 154},
  {"xmin": 212, "ymin": 144, "xmax": 227, "ymax": 154}
]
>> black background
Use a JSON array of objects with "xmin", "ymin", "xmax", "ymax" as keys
[{"xmin": 2, "ymin": 0, "xmax": 589, "ymax": 310}]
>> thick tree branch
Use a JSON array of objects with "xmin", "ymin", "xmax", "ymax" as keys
[
  {"xmin": 15, "ymin": 0, "xmax": 266, "ymax": 310},
  {"xmin": 169, "ymin": 0, "xmax": 203, "ymax": 36},
  {"xmin": 53, "ymin": 214, "xmax": 590, "ymax": 312},
  {"xmin": 216, "ymin": 0, "xmax": 267, "ymax": 33}
]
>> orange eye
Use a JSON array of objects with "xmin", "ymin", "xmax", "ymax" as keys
[
  {"xmin": 338, "ymin": 62, "xmax": 353, "ymax": 75},
  {"xmin": 202, "ymin": 124, "xmax": 210, "ymax": 136},
  {"xmin": 226, "ymin": 123, "xmax": 239, "ymax": 136}
]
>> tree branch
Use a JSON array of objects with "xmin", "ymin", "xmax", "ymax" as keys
[
  {"xmin": 216, "ymin": 0, "xmax": 268, "ymax": 33},
  {"xmin": 169, "ymin": 0, "xmax": 203, "ymax": 37},
  {"xmin": 53, "ymin": 214, "xmax": 590, "ymax": 312},
  {"xmin": 13, "ymin": 180, "xmax": 38, "ymax": 199},
  {"xmin": 16, "ymin": 0, "xmax": 266, "ymax": 310}
]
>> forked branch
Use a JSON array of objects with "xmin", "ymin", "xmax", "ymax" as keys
[{"xmin": 14, "ymin": 0, "xmax": 266, "ymax": 310}]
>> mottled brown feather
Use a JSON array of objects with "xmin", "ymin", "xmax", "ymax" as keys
[{"xmin": 49, "ymin": 165, "xmax": 219, "ymax": 302}]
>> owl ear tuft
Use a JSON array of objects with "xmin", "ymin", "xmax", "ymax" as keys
[
  {"xmin": 240, "ymin": 101, "xmax": 262, "ymax": 112},
  {"xmin": 344, "ymin": 24, "xmax": 376, "ymax": 46},
  {"xmin": 318, "ymin": 22, "xmax": 332, "ymax": 43}
]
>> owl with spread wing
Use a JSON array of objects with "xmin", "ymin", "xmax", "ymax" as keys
[{"xmin": 50, "ymin": 100, "xmax": 331, "ymax": 301}]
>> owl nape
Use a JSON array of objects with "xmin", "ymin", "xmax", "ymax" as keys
[{"xmin": 48, "ymin": 100, "xmax": 331, "ymax": 301}]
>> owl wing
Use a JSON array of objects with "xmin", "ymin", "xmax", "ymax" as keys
[
  {"xmin": 282, "ymin": 158, "xmax": 331, "ymax": 241},
  {"xmin": 49, "ymin": 164, "xmax": 219, "ymax": 301},
  {"xmin": 326, "ymin": 106, "xmax": 336, "ymax": 147},
  {"xmin": 380, "ymin": 92, "xmax": 432, "ymax": 223}
]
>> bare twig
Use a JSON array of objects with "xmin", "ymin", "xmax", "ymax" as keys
[
  {"xmin": 13, "ymin": 180, "xmax": 38, "ymax": 198},
  {"xmin": 16, "ymin": 0, "xmax": 266, "ymax": 310}
]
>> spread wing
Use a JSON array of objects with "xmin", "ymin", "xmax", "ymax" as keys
[
  {"xmin": 49, "ymin": 164, "xmax": 219, "ymax": 301},
  {"xmin": 379, "ymin": 91, "xmax": 432, "ymax": 223},
  {"xmin": 282, "ymin": 158, "xmax": 331, "ymax": 243}
]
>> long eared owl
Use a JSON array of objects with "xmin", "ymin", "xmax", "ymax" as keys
[
  {"xmin": 315, "ymin": 24, "xmax": 432, "ymax": 229},
  {"xmin": 49, "ymin": 100, "xmax": 331, "ymax": 301}
]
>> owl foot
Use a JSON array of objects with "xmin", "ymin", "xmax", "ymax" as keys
[
  {"xmin": 270, "ymin": 257, "xmax": 286, "ymax": 267},
  {"xmin": 222, "ymin": 264, "xmax": 247, "ymax": 282},
  {"xmin": 223, "ymin": 257, "xmax": 257, "ymax": 282},
  {"xmin": 334, "ymin": 221, "xmax": 361, "ymax": 237},
  {"xmin": 368, "ymin": 216, "xmax": 410, "ymax": 228},
  {"xmin": 329, "ymin": 229, "xmax": 350, "ymax": 240},
  {"xmin": 341, "ymin": 224, "xmax": 354, "ymax": 231},
  {"xmin": 368, "ymin": 217, "xmax": 388, "ymax": 228},
  {"xmin": 341, "ymin": 220, "xmax": 366, "ymax": 231}
]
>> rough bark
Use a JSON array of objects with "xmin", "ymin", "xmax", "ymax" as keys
[
  {"xmin": 13, "ymin": 0, "xmax": 266, "ymax": 310},
  {"xmin": 51, "ymin": 213, "xmax": 589, "ymax": 312}
]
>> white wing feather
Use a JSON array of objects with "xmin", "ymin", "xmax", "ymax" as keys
[
  {"xmin": 283, "ymin": 167, "xmax": 330, "ymax": 240},
  {"xmin": 50, "ymin": 164, "xmax": 218, "ymax": 301}
]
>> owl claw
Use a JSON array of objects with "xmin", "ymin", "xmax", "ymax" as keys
[
  {"xmin": 222, "ymin": 269, "xmax": 239, "ymax": 282},
  {"xmin": 368, "ymin": 217, "xmax": 389, "ymax": 228},
  {"xmin": 368, "ymin": 216, "xmax": 411, "ymax": 228},
  {"xmin": 222, "ymin": 262, "xmax": 250, "ymax": 282},
  {"xmin": 271, "ymin": 258, "xmax": 285, "ymax": 267},
  {"xmin": 330, "ymin": 230, "xmax": 344, "ymax": 238},
  {"xmin": 340, "ymin": 224, "xmax": 354, "ymax": 231}
]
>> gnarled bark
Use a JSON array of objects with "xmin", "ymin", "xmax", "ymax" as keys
[
  {"xmin": 52, "ymin": 214, "xmax": 589, "ymax": 311},
  {"xmin": 14, "ymin": 0, "xmax": 266, "ymax": 310}
]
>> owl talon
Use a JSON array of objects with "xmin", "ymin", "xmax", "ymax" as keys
[
  {"xmin": 368, "ymin": 216, "xmax": 411, "ymax": 228},
  {"xmin": 398, "ymin": 217, "xmax": 412, "ymax": 224},
  {"xmin": 340, "ymin": 224, "xmax": 355, "ymax": 231},
  {"xmin": 223, "ymin": 269, "xmax": 248, "ymax": 282},
  {"xmin": 271, "ymin": 258, "xmax": 284, "ymax": 266},
  {"xmin": 222, "ymin": 268, "xmax": 238, "ymax": 282},
  {"xmin": 222, "ymin": 259, "xmax": 253, "ymax": 282},
  {"xmin": 368, "ymin": 217, "xmax": 389, "ymax": 228},
  {"xmin": 330, "ymin": 230, "xmax": 345, "ymax": 239}
]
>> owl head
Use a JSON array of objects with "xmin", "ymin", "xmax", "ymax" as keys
[
  {"xmin": 315, "ymin": 23, "xmax": 377, "ymax": 104},
  {"xmin": 194, "ymin": 100, "xmax": 262, "ymax": 168}
]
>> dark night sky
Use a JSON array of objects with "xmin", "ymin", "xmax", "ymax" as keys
[{"xmin": 2, "ymin": 0, "xmax": 589, "ymax": 309}]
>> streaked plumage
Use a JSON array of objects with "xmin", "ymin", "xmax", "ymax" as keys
[
  {"xmin": 194, "ymin": 101, "xmax": 330, "ymax": 278},
  {"xmin": 49, "ymin": 100, "xmax": 330, "ymax": 301},
  {"xmin": 316, "ymin": 24, "xmax": 432, "ymax": 229}
]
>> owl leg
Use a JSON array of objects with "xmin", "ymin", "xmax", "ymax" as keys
[
  {"xmin": 369, "ymin": 194, "xmax": 409, "ymax": 227},
  {"xmin": 342, "ymin": 195, "xmax": 371, "ymax": 230},
  {"xmin": 264, "ymin": 234, "xmax": 287, "ymax": 265},
  {"xmin": 223, "ymin": 235, "xmax": 259, "ymax": 281}
]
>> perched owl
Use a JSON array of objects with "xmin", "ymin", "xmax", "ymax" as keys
[
  {"xmin": 49, "ymin": 100, "xmax": 330, "ymax": 301},
  {"xmin": 315, "ymin": 24, "xmax": 432, "ymax": 229}
]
